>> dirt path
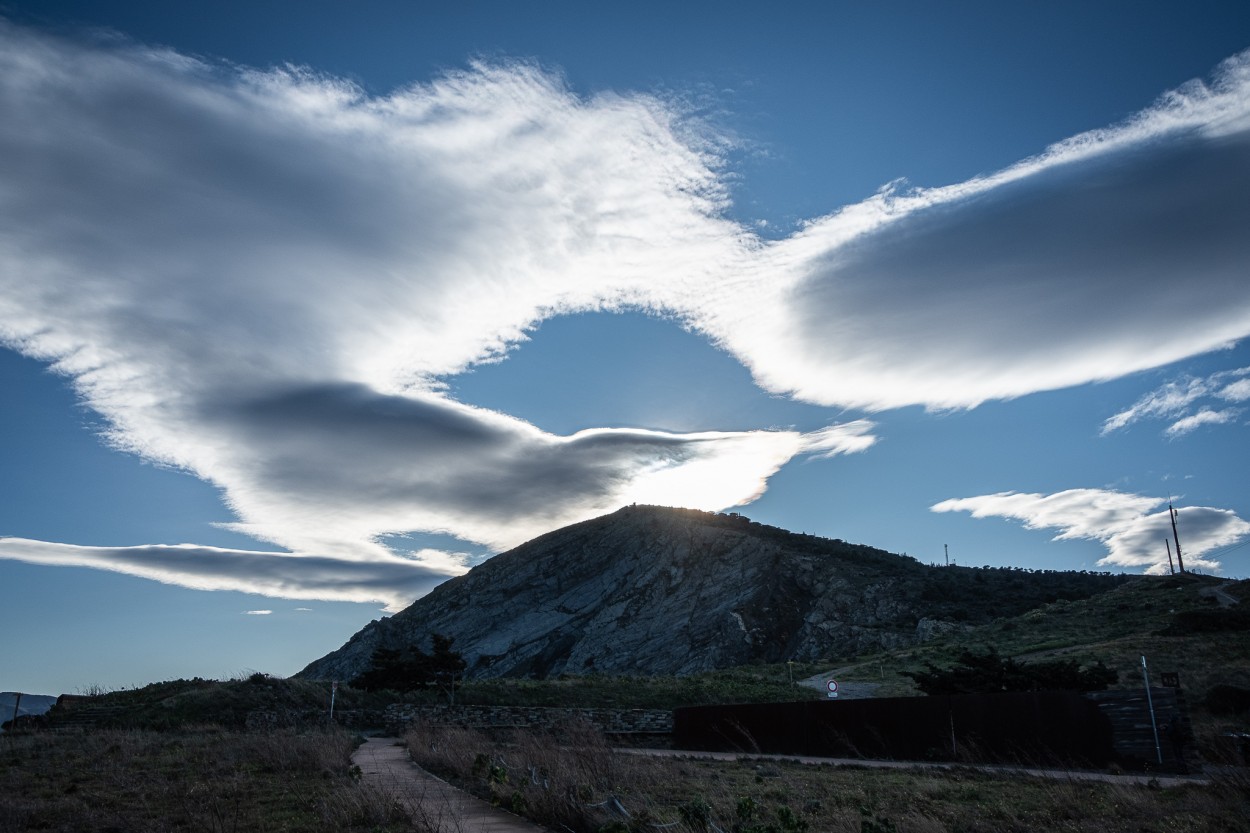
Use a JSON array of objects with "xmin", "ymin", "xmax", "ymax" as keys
[
  {"xmin": 351, "ymin": 736, "xmax": 546, "ymax": 833},
  {"xmin": 618, "ymin": 747, "xmax": 1209, "ymax": 788},
  {"xmin": 1202, "ymin": 582, "xmax": 1241, "ymax": 608}
]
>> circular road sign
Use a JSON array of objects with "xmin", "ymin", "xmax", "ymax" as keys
[{"xmin": 826, "ymin": 679, "xmax": 839, "ymax": 694}]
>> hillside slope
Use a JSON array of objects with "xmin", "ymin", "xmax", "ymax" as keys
[
  {"xmin": 824, "ymin": 573, "xmax": 1250, "ymax": 743},
  {"xmin": 300, "ymin": 505, "xmax": 1127, "ymax": 682}
]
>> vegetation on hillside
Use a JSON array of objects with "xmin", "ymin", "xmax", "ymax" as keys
[
  {"xmin": 681, "ymin": 508, "xmax": 1131, "ymax": 627},
  {"xmin": 830, "ymin": 574, "xmax": 1250, "ymax": 757},
  {"xmin": 39, "ymin": 674, "xmax": 391, "ymax": 731},
  {"xmin": 903, "ymin": 648, "xmax": 1117, "ymax": 695},
  {"xmin": 36, "ymin": 662, "xmax": 828, "ymax": 731}
]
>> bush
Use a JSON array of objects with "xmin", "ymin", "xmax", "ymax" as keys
[
  {"xmin": 1205, "ymin": 684, "xmax": 1250, "ymax": 715},
  {"xmin": 903, "ymin": 648, "xmax": 1117, "ymax": 695},
  {"xmin": 351, "ymin": 634, "xmax": 466, "ymax": 698},
  {"xmin": 1163, "ymin": 609, "xmax": 1250, "ymax": 635}
]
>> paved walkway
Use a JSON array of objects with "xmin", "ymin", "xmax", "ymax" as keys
[{"xmin": 351, "ymin": 736, "xmax": 547, "ymax": 833}]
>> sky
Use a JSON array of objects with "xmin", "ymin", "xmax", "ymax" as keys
[{"xmin": 2, "ymin": 1, "xmax": 1250, "ymax": 695}]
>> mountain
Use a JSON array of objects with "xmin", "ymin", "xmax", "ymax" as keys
[
  {"xmin": 299, "ymin": 505, "xmax": 1128, "ymax": 682},
  {"xmin": 1, "ymin": 692, "xmax": 57, "ymax": 732}
]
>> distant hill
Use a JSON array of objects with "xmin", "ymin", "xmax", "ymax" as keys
[
  {"xmin": 299, "ymin": 505, "xmax": 1129, "ymax": 682},
  {"xmin": 0, "ymin": 692, "xmax": 57, "ymax": 732}
]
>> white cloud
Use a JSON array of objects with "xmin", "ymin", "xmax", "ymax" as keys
[
  {"xmin": 1, "ymin": 23, "xmax": 1249, "ymax": 603},
  {"xmin": 800, "ymin": 420, "xmax": 878, "ymax": 458},
  {"xmin": 0, "ymin": 538, "xmax": 460, "ymax": 611},
  {"xmin": 244, "ymin": 610, "xmax": 272, "ymax": 615},
  {"xmin": 691, "ymin": 50, "xmax": 1250, "ymax": 411},
  {"xmin": 1165, "ymin": 407, "xmax": 1242, "ymax": 437},
  {"xmin": 1102, "ymin": 377, "xmax": 1212, "ymax": 434},
  {"xmin": 932, "ymin": 488, "xmax": 1250, "ymax": 573},
  {"xmin": 1218, "ymin": 377, "xmax": 1250, "ymax": 402},
  {"xmin": 0, "ymin": 23, "xmax": 805, "ymax": 567},
  {"xmin": 1104, "ymin": 366, "xmax": 1250, "ymax": 435}
]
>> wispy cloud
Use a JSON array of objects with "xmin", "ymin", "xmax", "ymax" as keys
[
  {"xmin": 932, "ymin": 489, "xmax": 1250, "ymax": 573},
  {"xmin": 1220, "ymin": 378, "xmax": 1250, "ymax": 402},
  {"xmin": 800, "ymin": 420, "xmax": 877, "ymax": 458},
  {"xmin": 2, "ymin": 22, "xmax": 1249, "ymax": 603},
  {"xmin": 1103, "ymin": 367, "xmax": 1250, "ymax": 435},
  {"xmin": 244, "ymin": 610, "xmax": 272, "ymax": 615},
  {"xmin": 1165, "ymin": 407, "xmax": 1242, "ymax": 437},
  {"xmin": 0, "ymin": 538, "xmax": 459, "ymax": 611}
]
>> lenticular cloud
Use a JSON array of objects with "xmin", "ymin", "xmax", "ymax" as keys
[
  {"xmin": 0, "ymin": 22, "xmax": 822, "ymax": 598},
  {"xmin": 2, "ymin": 20, "xmax": 1249, "ymax": 602}
]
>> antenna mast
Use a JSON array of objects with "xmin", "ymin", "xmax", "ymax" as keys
[
  {"xmin": 1169, "ymin": 503, "xmax": 1185, "ymax": 573},
  {"xmin": 1165, "ymin": 538, "xmax": 1175, "ymax": 575}
]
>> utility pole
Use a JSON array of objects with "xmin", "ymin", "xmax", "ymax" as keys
[
  {"xmin": 9, "ymin": 692, "xmax": 20, "ymax": 729},
  {"xmin": 1169, "ymin": 503, "xmax": 1185, "ymax": 573},
  {"xmin": 1165, "ymin": 539, "xmax": 1175, "ymax": 575},
  {"xmin": 944, "ymin": 544, "xmax": 949, "ymax": 567}
]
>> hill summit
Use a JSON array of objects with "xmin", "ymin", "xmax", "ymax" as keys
[{"xmin": 299, "ymin": 505, "xmax": 1127, "ymax": 682}]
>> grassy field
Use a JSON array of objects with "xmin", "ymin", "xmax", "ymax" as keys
[
  {"xmin": 404, "ymin": 720, "xmax": 1250, "ymax": 833},
  {"xmin": 0, "ymin": 728, "xmax": 412, "ymax": 833}
]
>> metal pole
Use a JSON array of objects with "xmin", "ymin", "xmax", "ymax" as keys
[
  {"xmin": 1165, "ymin": 539, "xmax": 1175, "ymax": 575},
  {"xmin": 329, "ymin": 681, "xmax": 337, "ymax": 723},
  {"xmin": 1141, "ymin": 656, "xmax": 1163, "ymax": 765},
  {"xmin": 10, "ymin": 692, "xmax": 20, "ymax": 729},
  {"xmin": 1170, "ymin": 504, "xmax": 1185, "ymax": 573}
]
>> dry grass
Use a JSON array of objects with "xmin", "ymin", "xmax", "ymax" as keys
[
  {"xmin": 405, "ymin": 721, "xmax": 1250, "ymax": 833},
  {"xmin": 0, "ymin": 728, "xmax": 413, "ymax": 833}
]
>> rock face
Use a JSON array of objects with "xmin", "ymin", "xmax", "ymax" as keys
[{"xmin": 298, "ymin": 505, "xmax": 1126, "ymax": 682}]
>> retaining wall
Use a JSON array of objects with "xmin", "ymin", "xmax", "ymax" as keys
[{"xmin": 384, "ymin": 704, "xmax": 673, "ymax": 736}]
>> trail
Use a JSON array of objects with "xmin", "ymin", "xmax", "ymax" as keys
[
  {"xmin": 797, "ymin": 663, "xmax": 882, "ymax": 699},
  {"xmin": 1201, "ymin": 581, "xmax": 1241, "ymax": 608},
  {"xmin": 617, "ymin": 747, "xmax": 1209, "ymax": 788},
  {"xmin": 351, "ymin": 736, "xmax": 546, "ymax": 833}
]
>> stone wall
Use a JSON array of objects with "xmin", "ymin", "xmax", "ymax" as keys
[
  {"xmin": 384, "ymin": 704, "xmax": 673, "ymax": 736},
  {"xmin": 244, "ymin": 708, "xmax": 386, "ymax": 731}
]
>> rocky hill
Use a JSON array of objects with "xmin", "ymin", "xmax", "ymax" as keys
[{"xmin": 299, "ymin": 505, "xmax": 1128, "ymax": 682}]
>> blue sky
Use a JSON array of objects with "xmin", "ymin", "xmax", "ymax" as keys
[{"xmin": 2, "ymin": 1, "xmax": 1249, "ymax": 695}]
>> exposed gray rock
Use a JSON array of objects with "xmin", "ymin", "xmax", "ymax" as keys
[{"xmin": 914, "ymin": 617, "xmax": 972, "ymax": 643}]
